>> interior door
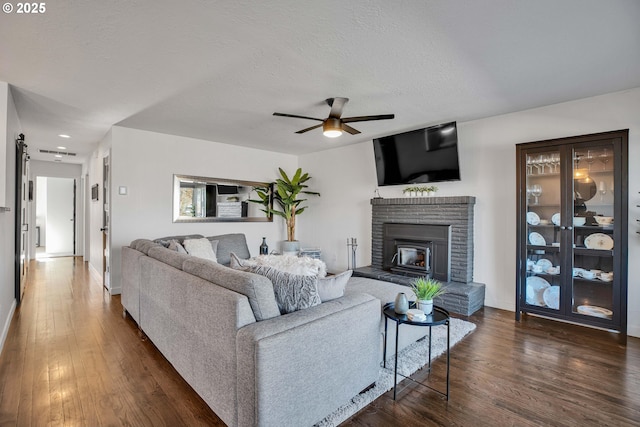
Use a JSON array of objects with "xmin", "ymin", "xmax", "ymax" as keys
[{"xmin": 46, "ymin": 177, "xmax": 75, "ymax": 255}]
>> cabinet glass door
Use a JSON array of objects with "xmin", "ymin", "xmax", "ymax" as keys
[
  {"xmin": 524, "ymin": 150, "xmax": 562, "ymax": 311},
  {"xmin": 570, "ymin": 145, "xmax": 615, "ymax": 322}
]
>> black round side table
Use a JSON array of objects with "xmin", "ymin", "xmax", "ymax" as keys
[{"xmin": 382, "ymin": 302, "xmax": 450, "ymax": 400}]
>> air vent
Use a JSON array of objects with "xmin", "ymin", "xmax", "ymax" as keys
[{"xmin": 39, "ymin": 149, "xmax": 77, "ymax": 156}]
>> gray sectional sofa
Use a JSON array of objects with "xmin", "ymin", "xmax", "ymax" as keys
[{"xmin": 121, "ymin": 233, "xmax": 429, "ymax": 427}]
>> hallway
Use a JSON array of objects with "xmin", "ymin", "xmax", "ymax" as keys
[{"xmin": 0, "ymin": 257, "xmax": 222, "ymax": 426}]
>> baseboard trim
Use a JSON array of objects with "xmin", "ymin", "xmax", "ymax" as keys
[
  {"xmin": 0, "ymin": 299, "xmax": 17, "ymax": 357},
  {"xmin": 88, "ymin": 262, "xmax": 102, "ymax": 283}
]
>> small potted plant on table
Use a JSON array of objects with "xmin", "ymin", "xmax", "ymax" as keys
[{"xmin": 410, "ymin": 277, "xmax": 446, "ymax": 315}]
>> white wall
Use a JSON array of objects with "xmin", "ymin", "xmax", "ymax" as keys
[
  {"xmin": 299, "ymin": 87, "xmax": 640, "ymax": 337},
  {"xmin": 0, "ymin": 82, "xmax": 7, "ymax": 209},
  {"xmin": 0, "ymin": 83, "xmax": 21, "ymax": 355},
  {"xmin": 105, "ymin": 126, "xmax": 297, "ymax": 294},
  {"xmin": 296, "ymin": 142, "xmax": 378, "ymax": 270}
]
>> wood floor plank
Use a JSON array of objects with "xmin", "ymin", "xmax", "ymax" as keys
[{"xmin": 1, "ymin": 257, "xmax": 639, "ymax": 426}]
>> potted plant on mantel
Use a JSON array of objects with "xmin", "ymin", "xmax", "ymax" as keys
[
  {"xmin": 250, "ymin": 168, "xmax": 320, "ymax": 254},
  {"xmin": 410, "ymin": 277, "xmax": 446, "ymax": 315},
  {"xmin": 403, "ymin": 185, "xmax": 439, "ymax": 197}
]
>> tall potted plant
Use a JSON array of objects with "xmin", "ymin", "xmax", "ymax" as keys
[
  {"xmin": 250, "ymin": 167, "xmax": 320, "ymax": 254},
  {"xmin": 410, "ymin": 277, "xmax": 446, "ymax": 315}
]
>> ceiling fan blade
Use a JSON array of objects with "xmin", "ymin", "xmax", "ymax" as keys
[
  {"xmin": 341, "ymin": 124, "xmax": 361, "ymax": 135},
  {"xmin": 327, "ymin": 97, "xmax": 349, "ymax": 118},
  {"xmin": 341, "ymin": 114, "xmax": 395, "ymax": 123},
  {"xmin": 295, "ymin": 123, "xmax": 323, "ymax": 134},
  {"xmin": 273, "ymin": 112, "xmax": 323, "ymax": 122}
]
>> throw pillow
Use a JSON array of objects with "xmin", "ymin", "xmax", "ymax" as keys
[
  {"xmin": 183, "ymin": 238, "xmax": 217, "ymax": 262},
  {"xmin": 167, "ymin": 239, "xmax": 187, "ymax": 253},
  {"xmin": 244, "ymin": 264, "xmax": 321, "ymax": 314},
  {"xmin": 235, "ymin": 254, "xmax": 326, "ymax": 277},
  {"xmin": 317, "ymin": 270, "xmax": 352, "ymax": 302},
  {"xmin": 229, "ymin": 252, "xmax": 256, "ymax": 270},
  {"xmin": 209, "ymin": 239, "xmax": 219, "ymax": 255}
]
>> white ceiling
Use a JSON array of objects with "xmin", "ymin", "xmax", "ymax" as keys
[{"xmin": 2, "ymin": 0, "xmax": 640, "ymax": 164}]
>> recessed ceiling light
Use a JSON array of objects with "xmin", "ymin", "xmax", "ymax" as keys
[
  {"xmin": 58, "ymin": 134, "xmax": 71, "ymax": 138},
  {"xmin": 441, "ymin": 126, "xmax": 455, "ymax": 135},
  {"xmin": 54, "ymin": 154, "xmax": 63, "ymax": 158},
  {"xmin": 57, "ymin": 146, "xmax": 67, "ymax": 150}
]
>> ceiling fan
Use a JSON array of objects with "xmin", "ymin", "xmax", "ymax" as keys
[{"xmin": 273, "ymin": 97, "xmax": 395, "ymax": 138}]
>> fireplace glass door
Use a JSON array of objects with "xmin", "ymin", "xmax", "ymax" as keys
[{"xmin": 394, "ymin": 243, "xmax": 431, "ymax": 275}]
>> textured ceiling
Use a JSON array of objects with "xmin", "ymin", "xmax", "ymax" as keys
[{"xmin": 1, "ymin": 0, "xmax": 639, "ymax": 163}]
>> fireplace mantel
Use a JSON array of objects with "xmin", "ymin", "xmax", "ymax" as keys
[
  {"xmin": 370, "ymin": 196, "xmax": 475, "ymax": 283},
  {"xmin": 371, "ymin": 196, "xmax": 476, "ymax": 206}
]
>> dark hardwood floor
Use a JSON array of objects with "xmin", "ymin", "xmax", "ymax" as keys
[{"xmin": 1, "ymin": 257, "xmax": 639, "ymax": 426}]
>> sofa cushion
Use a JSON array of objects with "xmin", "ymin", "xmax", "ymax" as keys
[
  {"xmin": 148, "ymin": 246, "xmax": 192, "ymax": 270},
  {"xmin": 129, "ymin": 239, "xmax": 148, "ymax": 251},
  {"xmin": 317, "ymin": 270, "xmax": 352, "ymax": 302},
  {"xmin": 184, "ymin": 238, "xmax": 218, "ymax": 262},
  {"xmin": 136, "ymin": 240, "xmax": 162, "ymax": 255},
  {"xmin": 182, "ymin": 257, "xmax": 280, "ymax": 321},
  {"xmin": 243, "ymin": 265, "xmax": 321, "ymax": 314},
  {"xmin": 207, "ymin": 233, "xmax": 250, "ymax": 265}
]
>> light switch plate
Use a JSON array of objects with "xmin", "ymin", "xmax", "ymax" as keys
[{"xmin": 119, "ymin": 186, "xmax": 127, "ymax": 195}]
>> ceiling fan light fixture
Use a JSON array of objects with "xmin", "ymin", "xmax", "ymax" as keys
[{"xmin": 323, "ymin": 118, "xmax": 342, "ymax": 138}]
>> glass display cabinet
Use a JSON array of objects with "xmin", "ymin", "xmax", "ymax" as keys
[{"xmin": 515, "ymin": 130, "xmax": 628, "ymax": 333}]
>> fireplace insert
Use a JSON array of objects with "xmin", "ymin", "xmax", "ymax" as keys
[{"xmin": 391, "ymin": 242, "xmax": 432, "ymax": 276}]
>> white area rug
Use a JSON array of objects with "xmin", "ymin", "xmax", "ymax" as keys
[{"xmin": 315, "ymin": 318, "xmax": 477, "ymax": 427}]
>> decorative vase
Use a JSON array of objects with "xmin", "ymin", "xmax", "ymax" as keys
[
  {"xmin": 281, "ymin": 240, "xmax": 300, "ymax": 256},
  {"xmin": 259, "ymin": 237, "xmax": 269, "ymax": 255},
  {"xmin": 394, "ymin": 293, "xmax": 409, "ymax": 315},
  {"xmin": 416, "ymin": 299, "xmax": 433, "ymax": 315}
]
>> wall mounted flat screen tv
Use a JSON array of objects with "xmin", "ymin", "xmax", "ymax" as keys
[{"xmin": 373, "ymin": 121, "xmax": 460, "ymax": 186}]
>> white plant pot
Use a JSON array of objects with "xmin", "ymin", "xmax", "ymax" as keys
[
  {"xmin": 416, "ymin": 299, "xmax": 434, "ymax": 315},
  {"xmin": 281, "ymin": 240, "xmax": 300, "ymax": 256},
  {"xmin": 410, "ymin": 191, "xmax": 417, "ymax": 197}
]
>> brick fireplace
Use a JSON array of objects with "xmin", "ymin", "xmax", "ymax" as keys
[
  {"xmin": 371, "ymin": 196, "xmax": 475, "ymax": 283},
  {"xmin": 352, "ymin": 196, "xmax": 484, "ymax": 315}
]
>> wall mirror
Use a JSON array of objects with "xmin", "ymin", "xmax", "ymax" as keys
[{"xmin": 173, "ymin": 174, "xmax": 273, "ymax": 223}]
